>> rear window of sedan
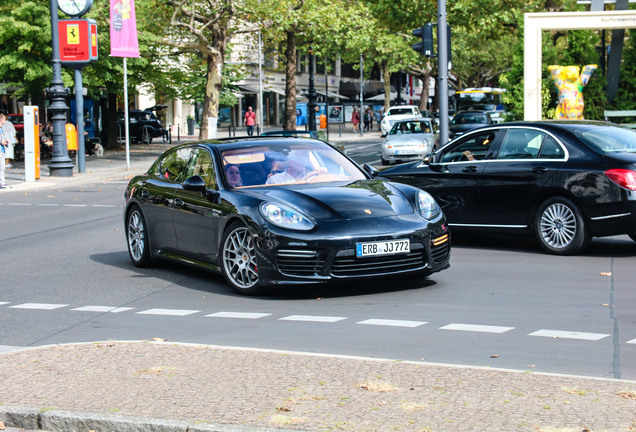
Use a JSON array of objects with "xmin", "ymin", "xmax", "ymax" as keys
[
  {"xmin": 572, "ymin": 125, "xmax": 636, "ymax": 154},
  {"xmin": 387, "ymin": 108, "xmax": 417, "ymax": 116}
]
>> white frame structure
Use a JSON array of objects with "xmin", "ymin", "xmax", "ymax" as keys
[{"xmin": 524, "ymin": 10, "xmax": 636, "ymax": 120}]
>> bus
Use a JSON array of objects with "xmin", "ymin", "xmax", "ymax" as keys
[{"xmin": 453, "ymin": 87, "xmax": 507, "ymax": 123}]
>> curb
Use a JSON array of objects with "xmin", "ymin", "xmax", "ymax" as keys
[{"xmin": 0, "ymin": 406, "xmax": 305, "ymax": 432}]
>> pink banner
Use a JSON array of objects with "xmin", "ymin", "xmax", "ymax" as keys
[{"xmin": 110, "ymin": 0, "xmax": 140, "ymax": 58}]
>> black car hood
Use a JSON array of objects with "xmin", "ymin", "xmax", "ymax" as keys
[{"xmin": 243, "ymin": 180, "xmax": 414, "ymax": 220}]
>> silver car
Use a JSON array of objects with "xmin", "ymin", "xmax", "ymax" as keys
[{"xmin": 380, "ymin": 118, "xmax": 438, "ymax": 165}]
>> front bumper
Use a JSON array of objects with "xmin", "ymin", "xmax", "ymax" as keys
[{"xmin": 252, "ymin": 215, "xmax": 451, "ymax": 286}]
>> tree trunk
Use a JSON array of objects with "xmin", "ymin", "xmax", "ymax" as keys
[
  {"xmin": 417, "ymin": 72, "xmax": 431, "ymax": 112},
  {"xmin": 381, "ymin": 61, "xmax": 391, "ymax": 112},
  {"xmin": 284, "ymin": 29, "xmax": 297, "ymax": 131},
  {"xmin": 201, "ymin": 53, "xmax": 223, "ymax": 139}
]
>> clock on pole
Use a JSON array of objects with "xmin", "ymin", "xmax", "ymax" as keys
[{"xmin": 58, "ymin": 0, "xmax": 93, "ymax": 17}]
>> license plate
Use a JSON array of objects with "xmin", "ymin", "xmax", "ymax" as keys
[
  {"xmin": 356, "ymin": 239, "xmax": 410, "ymax": 257},
  {"xmin": 396, "ymin": 150, "xmax": 415, "ymax": 155}
]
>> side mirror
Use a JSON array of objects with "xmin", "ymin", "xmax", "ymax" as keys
[
  {"xmin": 362, "ymin": 163, "xmax": 379, "ymax": 177},
  {"xmin": 183, "ymin": 175, "xmax": 206, "ymax": 191}
]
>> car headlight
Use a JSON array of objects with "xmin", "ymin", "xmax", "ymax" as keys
[
  {"xmin": 259, "ymin": 202, "xmax": 315, "ymax": 231},
  {"xmin": 416, "ymin": 190, "xmax": 441, "ymax": 220},
  {"xmin": 420, "ymin": 139, "xmax": 431, "ymax": 149}
]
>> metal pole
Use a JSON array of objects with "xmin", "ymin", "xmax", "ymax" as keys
[
  {"xmin": 123, "ymin": 57, "xmax": 130, "ymax": 169},
  {"xmin": 437, "ymin": 0, "xmax": 450, "ymax": 144},
  {"xmin": 258, "ymin": 28, "xmax": 264, "ymax": 134},
  {"xmin": 47, "ymin": 0, "xmax": 74, "ymax": 177},
  {"xmin": 74, "ymin": 69, "xmax": 85, "ymax": 173},
  {"xmin": 359, "ymin": 54, "xmax": 364, "ymax": 136},
  {"xmin": 307, "ymin": 46, "xmax": 317, "ymax": 132},
  {"xmin": 325, "ymin": 72, "xmax": 329, "ymax": 140}
]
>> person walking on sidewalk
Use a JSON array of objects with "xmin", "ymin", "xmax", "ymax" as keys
[
  {"xmin": 244, "ymin": 106, "xmax": 256, "ymax": 136},
  {"xmin": 0, "ymin": 113, "xmax": 9, "ymax": 189},
  {"xmin": 351, "ymin": 108, "xmax": 360, "ymax": 133},
  {"xmin": 0, "ymin": 112, "xmax": 16, "ymax": 168}
]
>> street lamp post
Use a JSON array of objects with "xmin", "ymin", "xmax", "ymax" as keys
[
  {"xmin": 307, "ymin": 46, "xmax": 318, "ymax": 132},
  {"xmin": 47, "ymin": 0, "xmax": 74, "ymax": 177}
]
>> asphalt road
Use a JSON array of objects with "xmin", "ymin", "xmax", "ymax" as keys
[{"xmin": 1, "ymin": 149, "xmax": 636, "ymax": 382}]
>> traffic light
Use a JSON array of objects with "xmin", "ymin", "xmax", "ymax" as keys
[
  {"xmin": 412, "ymin": 24, "xmax": 434, "ymax": 57},
  {"xmin": 411, "ymin": 24, "xmax": 452, "ymax": 63}
]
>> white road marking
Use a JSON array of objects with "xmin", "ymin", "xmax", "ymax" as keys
[
  {"xmin": 63, "ymin": 204, "xmax": 88, "ymax": 207},
  {"xmin": 627, "ymin": 338, "xmax": 636, "ymax": 344},
  {"xmin": 440, "ymin": 323, "xmax": 515, "ymax": 333},
  {"xmin": 279, "ymin": 315, "xmax": 347, "ymax": 323},
  {"xmin": 529, "ymin": 329, "xmax": 610, "ymax": 341},
  {"xmin": 357, "ymin": 319, "xmax": 427, "ymax": 328},
  {"xmin": 9, "ymin": 203, "xmax": 33, "ymax": 206},
  {"xmin": 71, "ymin": 306, "xmax": 134, "ymax": 313},
  {"xmin": 137, "ymin": 308, "xmax": 200, "ymax": 316},
  {"xmin": 206, "ymin": 312, "xmax": 271, "ymax": 319},
  {"xmin": 10, "ymin": 303, "xmax": 69, "ymax": 310},
  {"xmin": 0, "ymin": 302, "xmax": 10, "ymax": 306},
  {"xmin": 92, "ymin": 204, "xmax": 119, "ymax": 208}
]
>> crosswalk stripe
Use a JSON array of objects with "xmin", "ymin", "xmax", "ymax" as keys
[
  {"xmin": 137, "ymin": 308, "xmax": 199, "ymax": 316},
  {"xmin": 440, "ymin": 323, "xmax": 515, "ymax": 333},
  {"xmin": 279, "ymin": 315, "xmax": 347, "ymax": 323},
  {"xmin": 206, "ymin": 312, "xmax": 271, "ymax": 319},
  {"xmin": 71, "ymin": 306, "xmax": 135, "ymax": 313},
  {"xmin": 357, "ymin": 319, "xmax": 427, "ymax": 328},
  {"xmin": 9, "ymin": 303, "xmax": 69, "ymax": 310},
  {"xmin": 529, "ymin": 329, "xmax": 610, "ymax": 341}
]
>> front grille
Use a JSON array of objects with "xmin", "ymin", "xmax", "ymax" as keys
[
  {"xmin": 276, "ymin": 250, "xmax": 326, "ymax": 277},
  {"xmin": 431, "ymin": 234, "xmax": 450, "ymax": 263},
  {"xmin": 331, "ymin": 243, "xmax": 426, "ymax": 277}
]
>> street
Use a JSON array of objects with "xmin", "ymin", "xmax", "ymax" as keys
[{"xmin": 1, "ymin": 143, "xmax": 635, "ymax": 382}]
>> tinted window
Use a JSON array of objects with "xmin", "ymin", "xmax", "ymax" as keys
[
  {"xmin": 387, "ymin": 108, "xmax": 415, "ymax": 116},
  {"xmin": 186, "ymin": 148, "xmax": 215, "ymax": 188},
  {"xmin": 498, "ymin": 129, "xmax": 544, "ymax": 159},
  {"xmin": 158, "ymin": 147, "xmax": 192, "ymax": 182},
  {"xmin": 538, "ymin": 136, "xmax": 565, "ymax": 159},
  {"xmin": 573, "ymin": 126, "xmax": 636, "ymax": 153},
  {"xmin": 439, "ymin": 132, "xmax": 496, "ymax": 163}
]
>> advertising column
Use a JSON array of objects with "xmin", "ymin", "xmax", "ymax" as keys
[{"xmin": 24, "ymin": 106, "xmax": 40, "ymax": 182}]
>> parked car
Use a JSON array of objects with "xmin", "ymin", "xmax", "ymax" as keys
[
  {"xmin": 448, "ymin": 110, "xmax": 494, "ymax": 139},
  {"xmin": 380, "ymin": 121, "xmax": 636, "ymax": 255},
  {"xmin": 117, "ymin": 110, "xmax": 167, "ymax": 144},
  {"xmin": 124, "ymin": 137, "xmax": 451, "ymax": 295},
  {"xmin": 381, "ymin": 118, "xmax": 439, "ymax": 165},
  {"xmin": 7, "ymin": 114, "xmax": 24, "ymax": 136},
  {"xmin": 380, "ymin": 105, "xmax": 426, "ymax": 136}
]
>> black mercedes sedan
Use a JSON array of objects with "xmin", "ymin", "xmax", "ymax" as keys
[
  {"xmin": 381, "ymin": 121, "xmax": 636, "ymax": 255},
  {"xmin": 124, "ymin": 137, "xmax": 450, "ymax": 295}
]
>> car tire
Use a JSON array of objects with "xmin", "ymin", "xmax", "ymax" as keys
[
  {"xmin": 534, "ymin": 197, "xmax": 590, "ymax": 255},
  {"xmin": 126, "ymin": 206, "xmax": 153, "ymax": 267},
  {"xmin": 221, "ymin": 222, "xmax": 261, "ymax": 295}
]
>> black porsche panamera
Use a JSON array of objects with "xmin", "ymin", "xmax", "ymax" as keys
[
  {"xmin": 381, "ymin": 121, "xmax": 636, "ymax": 255},
  {"xmin": 124, "ymin": 137, "xmax": 451, "ymax": 295}
]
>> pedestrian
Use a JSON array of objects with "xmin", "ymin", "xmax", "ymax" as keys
[
  {"xmin": 375, "ymin": 108, "xmax": 383, "ymax": 132},
  {"xmin": 363, "ymin": 108, "xmax": 371, "ymax": 132},
  {"xmin": 351, "ymin": 108, "xmax": 360, "ymax": 133},
  {"xmin": 0, "ymin": 112, "xmax": 16, "ymax": 168},
  {"xmin": 0, "ymin": 113, "xmax": 10, "ymax": 189},
  {"xmin": 244, "ymin": 106, "xmax": 256, "ymax": 136}
]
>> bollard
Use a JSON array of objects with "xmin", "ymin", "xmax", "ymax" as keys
[{"xmin": 177, "ymin": 124, "xmax": 180, "ymax": 142}]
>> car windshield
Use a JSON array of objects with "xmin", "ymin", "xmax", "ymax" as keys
[
  {"xmin": 387, "ymin": 108, "xmax": 415, "ymax": 116},
  {"xmin": 220, "ymin": 141, "xmax": 366, "ymax": 187},
  {"xmin": 573, "ymin": 125, "xmax": 636, "ymax": 154},
  {"xmin": 389, "ymin": 120, "xmax": 433, "ymax": 135}
]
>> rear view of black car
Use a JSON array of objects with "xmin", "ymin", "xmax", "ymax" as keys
[{"xmin": 381, "ymin": 121, "xmax": 636, "ymax": 255}]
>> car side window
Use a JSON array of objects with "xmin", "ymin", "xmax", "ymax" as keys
[
  {"xmin": 498, "ymin": 129, "xmax": 543, "ymax": 159},
  {"xmin": 538, "ymin": 135, "xmax": 566, "ymax": 159},
  {"xmin": 439, "ymin": 132, "xmax": 496, "ymax": 163},
  {"xmin": 186, "ymin": 148, "xmax": 215, "ymax": 188},
  {"xmin": 159, "ymin": 147, "xmax": 192, "ymax": 182}
]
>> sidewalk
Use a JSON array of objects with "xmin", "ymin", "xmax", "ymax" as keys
[
  {"xmin": 1, "ymin": 127, "xmax": 380, "ymax": 193},
  {"xmin": 1, "ymin": 341, "xmax": 635, "ymax": 432},
  {"xmin": 2, "ymin": 131, "xmax": 634, "ymax": 432}
]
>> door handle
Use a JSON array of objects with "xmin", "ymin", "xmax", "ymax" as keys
[
  {"xmin": 462, "ymin": 166, "xmax": 478, "ymax": 173},
  {"xmin": 141, "ymin": 190, "xmax": 149, "ymax": 198},
  {"xmin": 531, "ymin": 167, "xmax": 548, "ymax": 174},
  {"xmin": 174, "ymin": 198, "xmax": 184, "ymax": 208}
]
